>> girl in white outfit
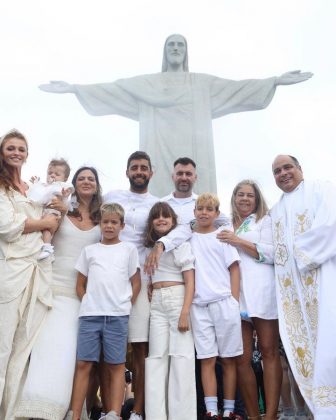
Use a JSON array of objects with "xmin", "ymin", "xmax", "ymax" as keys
[{"xmin": 144, "ymin": 202, "xmax": 196, "ymax": 420}]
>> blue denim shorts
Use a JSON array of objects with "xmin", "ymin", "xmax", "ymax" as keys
[{"xmin": 77, "ymin": 315, "xmax": 129, "ymax": 364}]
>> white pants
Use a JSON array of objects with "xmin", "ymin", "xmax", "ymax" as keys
[
  {"xmin": 0, "ymin": 286, "xmax": 50, "ymax": 419},
  {"xmin": 145, "ymin": 285, "xmax": 196, "ymax": 420},
  {"xmin": 190, "ymin": 296, "xmax": 243, "ymax": 359}
]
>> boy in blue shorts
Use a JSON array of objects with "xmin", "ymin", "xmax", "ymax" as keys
[
  {"xmin": 190, "ymin": 193, "xmax": 242, "ymax": 420},
  {"xmin": 67, "ymin": 203, "xmax": 141, "ymax": 420}
]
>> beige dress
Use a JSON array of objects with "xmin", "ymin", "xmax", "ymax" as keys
[{"xmin": 0, "ymin": 188, "xmax": 53, "ymax": 420}]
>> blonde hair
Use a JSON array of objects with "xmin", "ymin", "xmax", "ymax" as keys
[
  {"xmin": 196, "ymin": 193, "xmax": 220, "ymax": 211},
  {"xmin": 231, "ymin": 180, "xmax": 269, "ymax": 227},
  {"xmin": 100, "ymin": 203, "xmax": 125, "ymax": 224}
]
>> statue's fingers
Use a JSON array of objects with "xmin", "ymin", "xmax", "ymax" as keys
[{"xmin": 39, "ymin": 83, "xmax": 52, "ymax": 91}]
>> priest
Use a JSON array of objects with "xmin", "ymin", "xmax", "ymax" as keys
[{"xmin": 271, "ymin": 154, "xmax": 336, "ymax": 419}]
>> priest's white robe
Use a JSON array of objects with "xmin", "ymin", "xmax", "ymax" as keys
[
  {"xmin": 271, "ymin": 180, "xmax": 336, "ymax": 419},
  {"xmin": 74, "ymin": 72, "xmax": 276, "ymax": 196}
]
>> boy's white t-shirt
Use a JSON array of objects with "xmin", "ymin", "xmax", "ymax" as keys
[
  {"xmin": 75, "ymin": 241, "xmax": 139, "ymax": 317},
  {"xmin": 190, "ymin": 228, "xmax": 240, "ymax": 305}
]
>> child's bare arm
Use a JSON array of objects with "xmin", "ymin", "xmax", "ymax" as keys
[
  {"xmin": 178, "ymin": 269, "xmax": 195, "ymax": 332},
  {"xmin": 228, "ymin": 261, "xmax": 240, "ymax": 301},
  {"xmin": 76, "ymin": 272, "xmax": 87, "ymax": 300},
  {"xmin": 147, "ymin": 278, "xmax": 153, "ymax": 302},
  {"xmin": 130, "ymin": 268, "xmax": 141, "ymax": 305}
]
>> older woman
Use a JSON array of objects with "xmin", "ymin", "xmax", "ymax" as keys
[
  {"xmin": 0, "ymin": 130, "xmax": 59, "ymax": 419},
  {"xmin": 218, "ymin": 180, "xmax": 281, "ymax": 420},
  {"xmin": 15, "ymin": 167, "xmax": 102, "ymax": 420}
]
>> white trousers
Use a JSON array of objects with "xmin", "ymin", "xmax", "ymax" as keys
[
  {"xmin": 0, "ymin": 286, "xmax": 49, "ymax": 420},
  {"xmin": 145, "ymin": 285, "xmax": 196, "ymax": 420}
]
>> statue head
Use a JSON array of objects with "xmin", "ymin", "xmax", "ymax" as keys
[{"xmin": 162, "ymin": 34, "xmax": 189, "ymax": 72}]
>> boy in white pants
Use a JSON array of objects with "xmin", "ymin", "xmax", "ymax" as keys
[{"xmin": 190, "ymin": 193, "xmax": 243, "ymax": 420}]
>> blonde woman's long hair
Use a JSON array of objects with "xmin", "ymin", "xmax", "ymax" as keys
[{"xmin": 231, "ymin": 180, "xmax": 269, "ymax": 228}]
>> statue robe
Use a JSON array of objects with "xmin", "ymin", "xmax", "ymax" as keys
[
  {"xmin": 74, "ymin": 72, "xmax": 276, "ymax": 196},
  {"xmin": 271, "ymin": 180, "xmax": 336, "ymax": 419}
]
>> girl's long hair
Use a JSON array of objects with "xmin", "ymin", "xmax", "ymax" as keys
[
  {"xmin": 144, "ymin": 202, "xmax": 178, "ymax": 248},
  {"xmin": 68, "ymin": 166, "xmax": 102, "ymax": 225}
]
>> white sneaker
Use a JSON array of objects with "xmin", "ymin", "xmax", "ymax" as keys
[
  {"xmin": 99, "ymin": 410, "xmax": 120, "ymax": 420},
  {"xmin": 129, "ymin": 412, "xmax": 143, "ymax": 420}
]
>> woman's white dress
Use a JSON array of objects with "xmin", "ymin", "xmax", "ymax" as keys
[
  {"xmin": 0, "ymin": 188, "xmax": 53, "ymax": 420},
  {"xmin": 15, "ymin": 216, "xmax": 100, "ymax": 420},
  {"xmin": 236, "ymin": 214, "xmax": 277, "ymax": 320}
]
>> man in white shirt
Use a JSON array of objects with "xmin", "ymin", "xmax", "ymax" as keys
[
  {"xmin": 271, "ymin": 155, "xmax": 336, "ymax": 419},
  {"xmin": 104, "ymin": 151, "xmax": 158, "ymax": 420},
  {"xmin": 161, "ymin": 157, "xmax": 198, "ymax": 224}
]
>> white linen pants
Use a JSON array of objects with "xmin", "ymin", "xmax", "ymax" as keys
[
  {"xmin": 0, "ymin": 285, "xmax": 49, "ymax": 420},
  {"xmin": 145, "ymin": 285, "xmax": 196, "ymax": 420}
]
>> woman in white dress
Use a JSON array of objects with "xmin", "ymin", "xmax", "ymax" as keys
[
  {"xmin": 218, "ymin": 180, "xmax": 281, "ymax": 420},
  {"xmin": 16, "ymin": 166, "xmax": 103, "ymax": 420},
  {"xmin": 0, "ymin": 130, "xmax": 59, "ymax": 420}
]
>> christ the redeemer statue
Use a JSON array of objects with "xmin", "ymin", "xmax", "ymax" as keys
[{"xmin": 40, "ymin": 34, "xmax": 312, "ymax": 197}]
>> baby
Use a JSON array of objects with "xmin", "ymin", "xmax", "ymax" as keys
[{"xmin": 28, "ymin": 158, "xmax": 74, "ymax": 259}]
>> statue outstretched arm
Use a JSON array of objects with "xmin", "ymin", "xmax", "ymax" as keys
[
  {"xmin": 275, "ymin": 70, "xmax": 313, "ymax": 86},
  {"xmin": 39, "ymin": 81, "xmax": 75, "ymax": 93}
]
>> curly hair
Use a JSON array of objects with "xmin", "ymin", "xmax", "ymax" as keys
[
  {"xmin": 0, "ymin": 129, "xmax": 28, "ymax": 191},
  {"xmin": 144, "ymin": 202, "xmax": 178, "ymax": 248},
  {"xmin": 68, "ymin": 166, "xmax": 102, "ymax": 225}
]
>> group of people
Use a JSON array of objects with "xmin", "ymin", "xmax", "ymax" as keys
[{"xmin": 1, "ymin": 128, "xmax": 336, "ymax": 420}]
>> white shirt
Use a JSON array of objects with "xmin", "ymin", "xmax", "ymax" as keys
[
  {"xmin": 76, "ymin": 242, "xmax": 139, "ymax": 316},
  {"xmin": 234, "ymin": 214, "xmax": 277, "ymax": 319},
  {"xmin": 190, "ymin": 228, "xmax": 240, "ymax": 305},
  {"xmin": 27, "ymin": 181, "xmax": 74, "ymax": 207},
  {"xmin": 161, "ymin": 192, "xmax": 198, "ymax": 224},
  {"xmin": 148, "ymin": 242, "xmax": 195, "ymax": 283},
  {"xmin": 104, "ymin": 189, "xmax": 158, "ymax": 266},
  {"xmin": 160, "ymin": 192, "xmax": 231, "ymax": 251}
]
